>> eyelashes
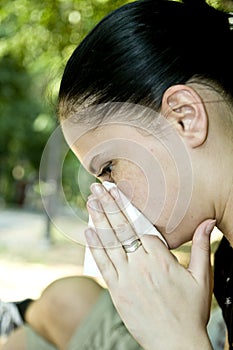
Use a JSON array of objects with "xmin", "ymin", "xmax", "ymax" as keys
[{"xmin": 97, "ymin": 162, "xmax": 113, "ymax": 178}]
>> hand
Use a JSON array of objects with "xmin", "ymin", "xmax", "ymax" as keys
[{"xmin": 85, "ymin": 183, "xmax": 215, "ymax": 350}]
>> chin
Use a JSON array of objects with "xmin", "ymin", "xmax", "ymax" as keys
[
  {"xmin": 153, "ymin": 222, "xmax": 192, "ymax": 249},
  {"xmin": 161, "ymin": 228, "xmax": 192, "ymax": 250}
]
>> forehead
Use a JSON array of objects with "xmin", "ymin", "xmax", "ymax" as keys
[
  {"xmin": 60, "ymin": 102, "xmax": 184, "ymax": 173},
  {"xmin": 69, "ymin": 123, "xmax": 150, "ymax": 166},
  {"xmin": 61, "ymin": 101, "xmax": 162, "ymax": 148}
]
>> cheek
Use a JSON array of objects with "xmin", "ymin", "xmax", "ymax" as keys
[
  {"xmin": 137, "ymin": 165, "xmax": 189, "ymax": 238},
  {"xmin": 113, "ymin": 158, "xmax": 192, "ymax": 241},
  {"xmin": 154, "ymin": 175, "xmax": 180, "ymax": 229},
  {"xmin": 112, "ymin": 163, "xmax": 148, "ymax": 208},
  {"xmin": 113, "ymin": 163, "xmax": 176, "ymax": 224}
]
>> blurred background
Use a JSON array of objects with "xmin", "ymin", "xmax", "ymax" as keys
[
  {"xmin": 0, "ymin": 0, "xmax": 135, "ymax": 230},
  {"xmin": 0, "ymin": 0, "xmax": 231, "ymax": 319},
  {"xmin": 0, "ymin": 0, "xmax": 136, "ymax": 301}
]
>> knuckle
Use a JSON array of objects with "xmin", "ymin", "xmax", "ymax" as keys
[{"xmin": 115, "ymin": 223, "xmax": 133, "ymax": 239}]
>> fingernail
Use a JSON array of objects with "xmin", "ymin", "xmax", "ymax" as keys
[
  {"xmin": 87, "ymin": 198, "xmax": 102, "ymax": 211},
  {"xmin": 91, "ymin": 183, "xmax": 105, "ymax": 196},
  {"xmin": 205, "ymin": 220, "xmax": 216, "ymax": 235}
]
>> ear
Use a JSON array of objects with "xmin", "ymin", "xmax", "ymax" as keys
[{"xmin": 161, "ymin": 85, "xmax": 208, "ymax": 148}]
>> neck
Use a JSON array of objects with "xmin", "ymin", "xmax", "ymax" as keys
[
  {"xmin": 210, "ymin": 95, "xmax": 233, "ymax": 244},
  {"xmin": 218, "ymin": 181, "xmax": 233, "ymax": 246}
]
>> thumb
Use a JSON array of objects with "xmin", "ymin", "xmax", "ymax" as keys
[{"xmin": 188, "ymin": 219, "xmax": 216, "ymax": 282}]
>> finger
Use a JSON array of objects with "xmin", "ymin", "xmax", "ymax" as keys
[
  {"xmin": 109, "ymin": 185, "xmax": 168, "ymax": 251},
  {"xmin": 85, "ymin": 228, "xmax": 118, "ymax": 283},
  {"xmin": 88, "ymin": 197, "xmax": 119, "ymax": 247},
  {"xmin": 87, "ymin": 198, "xmax": 128, "ymax": 266},
  {"xmin": 188, "ymin": 219, "xmax": 216, "ymax": 283},
  {"xmin": 140, "ymin": 234, "xmax": 175, "ymax": 268},
  {"xmin": 90, "ymin": 183, "xmax": 145, "ymax": 249}
]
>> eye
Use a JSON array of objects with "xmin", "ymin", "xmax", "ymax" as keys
[{"xmin": 97, "ymin": 162, "xmax": 113, "ymax": 178}]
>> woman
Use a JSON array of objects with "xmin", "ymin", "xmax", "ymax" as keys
[
  {"xmin": 59, "ymin": 0, "xmax": 232, "ymax": 348},
  {"xmin": 2, "ymin": 0, "xmax": 232, "ymax": 349}
]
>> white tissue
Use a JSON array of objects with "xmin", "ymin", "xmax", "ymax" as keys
[{"xmin": 83, "ymin": 181, "xmax": 167, "ymax": 278}]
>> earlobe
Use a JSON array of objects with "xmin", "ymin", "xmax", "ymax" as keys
[{"xmin": 161, "ymin": 85, "xmax": 208, "ymax": 148}]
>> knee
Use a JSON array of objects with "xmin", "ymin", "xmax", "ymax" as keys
[
  {"xmin": 26, "ymin": 276, "xmax": 103, "ymax": 331},
  {"xmin": 41, "ymin": 276, "xmax": 103, "ymax": 317}
]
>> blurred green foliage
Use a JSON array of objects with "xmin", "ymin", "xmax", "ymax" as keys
[
  {"xmin": 0, "ymin": 0, "xmax": 231, "ymax": 207},
  {"xmin": 0, "ymin": 0, "xmax": 132, "ymax": 207}
]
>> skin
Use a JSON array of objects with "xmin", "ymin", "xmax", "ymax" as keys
[
  {"xmin": 62, "ymin": 82, "xmax": 233, "ymax": 349},
  {"xmin": 1, "ymin": 83, "xmax": 232, "ymax": 350},
  {"xmin": 1, "ymin": 277, "xmax": 103, "ymax": 350},
  {"xmin": 66, "ymin": 83, "xmax": 233, "ymax": 247}
]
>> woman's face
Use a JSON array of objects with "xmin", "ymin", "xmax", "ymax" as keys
[{"xmin": 63, "ymin": 112, "xmax": 206, "ymax": 249}]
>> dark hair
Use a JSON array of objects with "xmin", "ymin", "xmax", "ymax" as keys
[{"xmin": 58, "ymin": 0, "xmax": 233, "ymax": 120}]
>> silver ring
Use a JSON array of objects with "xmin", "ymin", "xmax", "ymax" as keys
[{"xmin": 122, "ymin": 238, "xmax": 142, "ymax": 253}]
